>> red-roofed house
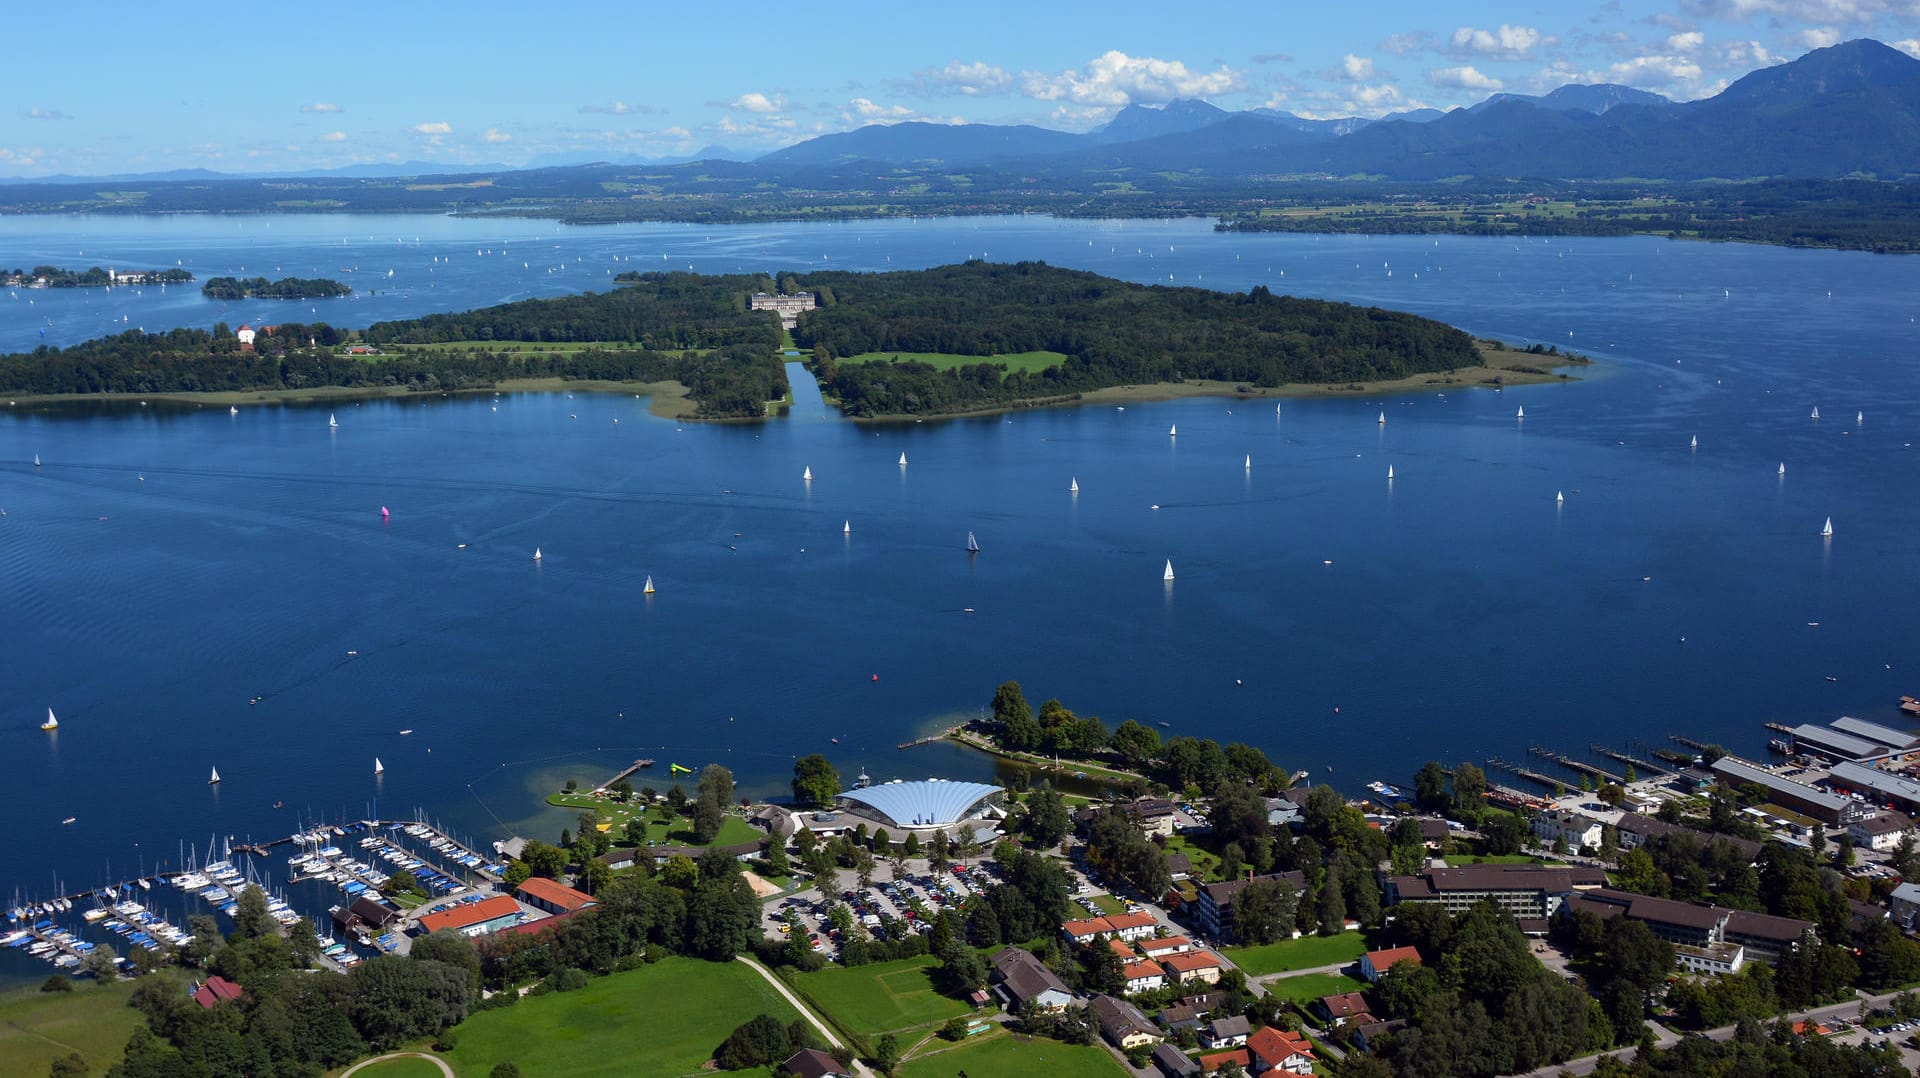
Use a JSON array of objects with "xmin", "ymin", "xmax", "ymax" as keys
[
  {"xmin": 1317, "ymin": 991, "xmax": 1371, "ymax": 1025},
  {"xmin": 1140, "ymin": 935, "xmax": 1193, "ymax": 960},
  {"xmin": 1108, "ymin": 937, "xmax": 1136, "ymax": 959},
  {"xmin": 1162, "ymin": 950, "xmax": 1224, "ymax": 986},
  {"xmin": 1247, "ymin": 1025, "xmax": 1316, "ymax": 1075},
  {"xmin": 1104, "ymin": 910, "xmax": 1159, "ymax": 941},
  {"xmin": 1360, "ymin": 945, "xmax": 1423, "ymax": 983},
  {"xmin": 1063, "ymin": 917, "xmax": 1111, "ymax": 944},
  {"xmin": 1198, "ymin": 1048, "xmax": 1252, "ymax": 1073},
  {"xmin": 516, "ymin": 877, "xmax": 597, "ymax": 916},
  {"xmin": 415, "ymin": 895, "xmax": 526, "ymax": 938},
  {"xmin": 1122, "ymin": 959, "xmax": 1167, "ymax": 994},
  {"xmin": 192, "ymin": 975, "xmax": 243, "ymax": 1009}
]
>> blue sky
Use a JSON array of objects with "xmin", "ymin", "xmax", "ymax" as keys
[{"xmin": 3, "ymin": 0, "xmax": 1917, "ymax": 176}]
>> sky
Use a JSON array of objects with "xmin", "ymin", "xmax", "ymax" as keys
[{"xmin": 3, "ymin": 0, "xmax": 1918, "ymax": 177}]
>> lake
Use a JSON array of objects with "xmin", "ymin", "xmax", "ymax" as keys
[{"xmin": 3, "ymin": 213, "xmax": 1919, "ymax": 979}]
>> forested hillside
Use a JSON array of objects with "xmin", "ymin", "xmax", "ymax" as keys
[{"xmin": 792, "ymin": 261, "xmax": 1479, "ymax": 416}]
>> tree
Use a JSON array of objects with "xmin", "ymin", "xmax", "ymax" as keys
[
  {"xmin": 992, "ymin": 681, "xmax": 1040, "ymax": 751},
  {"xmin": 1317, "ymin": 871, "xmax": 1347, "ymax": 934},
  {"xmin": 409, "ymin": 931, "xmax": 481, "ymax": 989},
  {"xmin": 855, "ymin": 849, "xmax": 876, "ymax": 891},
  {"xmin": 83, "ymin": 943, "xmax": 118, "ymax": 982},
  {"xmin": 489, "ymin": 1065, "xmax": 523, "ymax": 1078},
  {"xmin": 874, "ymin": 1032, "xmax": 901, "ymax": 1073},
  {"xmin": 764, "ymin": 837, "xmax": 790, "ymax": 879},
  {"xmin": 520, "ymin": 841, "xmax": 567, "ymax": 880},
  {"xmin": 1234, "ymin": 879, "xmax": 1297, "ymax": 945},
  {"xmin": 716, "ymin": 1013, "xmax": 794, "ymax": 1070},
  {"xmin": 48, "ymin": 1052, "xmax": 88, "ymax": 1078},
  {"xmin": 577, "ymin": 857, "xmax": 613, "ymax": 896},
  {"xmin": 1480, "ymin": 812, "xmax": 1528, "ymax": 856},
  {"xmin": 792, "ymin": 755, "xmax": 841, "ymax": 807},
  {"xmin": 1452, "ymin": 763, "xmax": 1487, "ymax": 817},
  {"xmin": 1415, "ymin": 761, "xmax": 1450, "ymax": 813},
  {"xmin": 233, "ymin": 885, "xmax": 276, "ymax": 940},
  {"xmin": 1025, "ymin": 786, "xmax": 1072, "ymax": 848},
  {"xmin": 1110, "ymin": 719, "xmax": 1162, "ymax": 768}
]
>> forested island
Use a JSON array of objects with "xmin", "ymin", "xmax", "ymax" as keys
[
  {"xmin": 4, "ymin": 265, "xmax": 192, "ymax": 288},
  {"xmin": 1, "ymin": 263, "xmax": 1519, "ymax": 419},
  {"xmin": 201, "ymin": 276, "xmax": 351, "ymax": 300}
]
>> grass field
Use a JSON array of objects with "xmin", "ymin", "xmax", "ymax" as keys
[
  {"xmin": 348, "ymin": 1056, "xmax": 452, "ymax": 1077},
  {"xmin": 1161, "ymin": 835, "xmax": 1223, "ymax": 882},
  {"xmin": 843, "ymin": 350, "xmax": 1067, "ymax": 373},
  {"xmin": 1088, "ymin": 894, "xmax": 1125, "ymax": 916},
  {"xmin": 1262, "ymin": 971, "xmax": 1371, "ymax": 1004},
  {"xmin": 792, "ymin": 955, "xmax": 970, "ymax": 1038},
  {"xmin": 0, "ymin": 977, "xmax": 155, "ymax": 1077},
  {"xmin": 543, "ymin": 794, "xmax": 762, "ymax": 849},
  {"xmin": 899, "ymin": 1031, "xmax": 1126, "ymax": 1077},
  {"xmin": 1226, "ymin": 933, "xmax": 1368, "ymax": 977},
  {"xmin": 443, "ymin": 957, "xmax": 802, "ymax": 1077}
]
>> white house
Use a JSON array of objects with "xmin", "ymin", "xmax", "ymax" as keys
[
  {"xmin": 1532, "ymin": 809, "xmax": 1604, "ymax": 851},
  {"xmin": 1849, "ymin": 811, "xmax": 1915, "ymax": 853}
]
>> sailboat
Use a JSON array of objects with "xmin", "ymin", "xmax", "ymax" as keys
[
  {"xmin": 1556, "ymin": 490, "xmax": 1564, "ymax": 504},
  {"xmin": 898, "ymin": 452, "xmax": 907, "ymax": 466},
  {"xmin": 1778, "ymin": 462, "xmax": 1787, "ymax": 476},
  {"xmin": 1169, "ymin": 425, "xmax": 1177, "ymax": 437},
  {"xmin": 843, "ymin": 520, "xmax": 851, "ymax": 534},
  {"xmin": 373, "ymin": 758, "xmax": 384, "ymax": 776},
  {"xmin": 33, "ymin": 454, "xmax": 40, "ymax": 468},
  {"xmin": 1377, "ymin": 411, "xmax": 1386, "ymax": 425},
  {"xmin": 532, "ymin": 547, "xmax": 542, "ymax": 561},
  {"xmin": 1811, "ymin": 406, "xmax": 1820, "ymax": 420},
  {"xmin": 1821, "ymin": 517, "xmax": 1833, "ymax": 538},
  {"xmin": 1857, "ymin": 411, "xmax": 1865, "ymax": 424},
  {"xmin": 1690, "ymin": 436, "xmax": 1698, "ymax": 449},
  {"xmin": 802, "ymin": 466, "xmax": 812, "ymax": 481},
  {"xmin": 40, "ymin": 708, "xmax": 57, "ymax": 731},
  {"xmin": 966, "ymin": 532, "xmax": 980, "ymax": 553},
  {"xmin": 208, "ymin": 767, "xmax": 221, "ymax": 785},
  {"xmin": 1516, "ymin": 405, "xmax": 1525, "ymax": 419},
  {"xmin": 1275, "ymin": 402, "xmax": 1282, "ymax": 415},
  {"xmin": 1069, "ymin": 478, "xmax": 1079, "ymax": 493},
  {"xmin": 1244, "ymin": 455, "xmax": 1251, "ymax": 470},
  {"xmin": 643, "ymin": 575, "xmax": 655, "ymax": 594},
  {"xmin": 1163, "ymin": 559, "xmax": 1175, "ymax": 582},
  {"xmin": 328, "ymin": 413, "xmax": 338, "ymax": 429},
  {"xmin": 229, "ymin": 406, "xmax": 238, "ymax": 416},
  {"xmin": 1387, "ymin": 466, "xmax": 1395, "ymax": 480}
]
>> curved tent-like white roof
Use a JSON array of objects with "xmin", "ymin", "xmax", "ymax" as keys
[{"xmin": 836, "ymin": 779, "xmax": 1004, "ymax": 829}]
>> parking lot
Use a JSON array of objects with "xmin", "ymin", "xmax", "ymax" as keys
[{"xmin": 761, "ymin": 859, "xmax": 1005, "ymax": 959}]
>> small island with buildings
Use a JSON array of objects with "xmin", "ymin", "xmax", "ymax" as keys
[{"xmin": 4, "ymin": 265, "xmax": 193, "ymax": 288}]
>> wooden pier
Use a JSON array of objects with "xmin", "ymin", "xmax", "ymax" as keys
[
  {"xmin": 1486, "ymin": 757, "xmax": 1564, "ymax": 791},
  {"xmin": 898, "ymin": 726, "xmax": 958, "ymax": 750},
  {"xmin": 1589, "ymin": 744, "xmax": 1671, "ymax": 777},
  {"xmin": 594, "ymin": 759, "xmax": 655, "ymax": 792},
  {"xmin": 1529, "ymin": 745, "xmax": 1625, "ymax": 786}
]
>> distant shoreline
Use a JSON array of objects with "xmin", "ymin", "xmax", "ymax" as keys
[{"xmin": 1, "ymin": 377, "xmax": 701, "ymax": 419}]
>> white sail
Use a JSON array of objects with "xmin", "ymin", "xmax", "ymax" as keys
[
  {"xmin": 229, "ymin": 405, "xmax": 238, "ymax": 416},
  {"xmin": 843, "ymin": 520, "xmax": 851, "ymax": 533},
  {"xmin": 1377, "ymin": 411, "xmax": 1386, "ymax": 425},
  {"xmin": 1244, "ymin": 455, "xmax": 1251, "ymax": 469},
  {"xmin": 1690, "ymin": 435, "xmax": 1698, "ymax": 448},
  {"xmin": 1516, "ymin": 405, "xmax": 1525, "ymax": 419},
  {"xmin": 1822, "ymin": 517, "xmax": 1833, "ymax": 537},
  {"xmin": 643, "ymin": 575, "xmax": 655, "ymax": 594},
  {"xmin": 898, "ymin": 452, "xmax": 907, "ymax": 466},
  {"xmin": 1857, "ymin": 411, "xmax": 1864, "ymax": 424},
  {"xmin": 802, "ymin": 466, "xmax": 812, "ymax": 481},
  {"xmin": 373, "ymin": 758, "xmax": 384, "ymax": 775},
  {"xmin": 1778, "ymin": 462, "xmax": 1786, "ymax": 475},
  {"xmin": 1163, "ymin": 559, "xmax": 1175, "ymax": 582},
  {"xmin": 1169, "ymin": 425, "xmax": 1177, "ymax": 437},
  {"xmin": 1387, "ymin": 466, "xmax": 1394, "ymax": 480},
  {"xmin": 1811, "ymin": 406, "xmax": 1820, "ymax": 420},
  {"xmin": 1069, "ymin": 478, "xmax": 1079, "ymax": 493},
  {"xmin": 966, "ymin": 531, "xmax": 980, "ymax": 553},
  {"xmin": 33, "ymin": 454, "xmax": 40, "ymax": 467},
  {"xmin": 209, "ymin": 767, "xmax": 220, "ymax": 785},
  {"xmin": 532, "ymin": 547, "xmax": 542, "ymax": 561},
  {"xmin": 328, "ymin": 413, "xmax": 337, "ymax": 428},
  {"xmin": 1556, "ymin": 490, "xmax": 1564, "ymax": 504},
  {"xmin": 41, "ymin": 708, "xmax": 57, "ymax": 731},
  {"xmin": 1275, "ymin": 402, "xmax": 1282, "ymax": 415}
]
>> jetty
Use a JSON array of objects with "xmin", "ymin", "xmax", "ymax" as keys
[
  {"xmin": 1486, "ymin": 756, "xmax": 1564, "ymax": 791},
  {"xmin": 1590, "ymin": 743, "xmax": 1672, "ymax": 777},
  {"xmin": 595, "ymin": 758, "xmax": 656, "ymax": 792},
  {"xmin": 1529, "ymin": 745, "xmax": 1625, "ymax": 786}
]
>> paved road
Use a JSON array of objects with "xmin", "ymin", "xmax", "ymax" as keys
[
  {"xmin": 1505, "ymin": 991, "xmax": 1903, "ymax": 1077},
  {"xmin": 736, "ymin": 955, "xmax": 877, "ymax": 1077},
  {"xmin": 341, "ymin": 1052, "xmax": 455, "ymax": 1077}
]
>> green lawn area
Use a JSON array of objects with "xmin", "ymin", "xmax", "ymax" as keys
[
  {"xmin": 1226, "ymin": 932, "xmax": 1368, "ymax": 977},
  {"xmin": 544, "ymin": 794, "xmax": 761, "ymax": 850},
  {"xmin": 349, "ymin": 1057, "xmax": 453, "ymax": 1077},
  {"xmin": 899, "ymin": 1030, "xmax": 1126, "ymax": 1077},
  {"xmin": 843, "ymin": 350, "xmax": 1066, "ymax": 373},
  {"xmin": 792, "ymin": 955, "xmax": 970, "ymax": 1039},
  {"xmin": 1262, "ymin": 971, "xmax": 1371, "ymax": 1005},
  {"xmin": 1088, "ymin": 894, "xmax": 1125, "ymax": 916},
  {"xmin": 0, "ymin": 977, "xmax": 157, "ymax": 1077},
  {"xmin": 443, "ymin": 957, "xmax": 801, "ymax": 1077},
  {"xmin": 1162, "ymin": 836, "xmax": 1223, "ymax": 882}
]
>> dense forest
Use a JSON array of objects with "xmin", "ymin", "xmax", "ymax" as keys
[
  {"xmin": 790, "ymin": 261, "xmax": 1479, "ymax": 416},
  {"xmin": 4, "ymin": 265, "xmax": 192, "ymax": 287},
  {"xmin": 201, "ymin": 276, "xmax": 351, "ymax": 300}
]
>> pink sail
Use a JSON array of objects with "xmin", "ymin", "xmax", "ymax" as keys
[{"xmin": 380, "ymin": 506, "xmax": 390, "ymax": 518}]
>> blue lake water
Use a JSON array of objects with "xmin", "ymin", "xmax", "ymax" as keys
[{"xmin": 4, "ymin": 213, "xmax": 1920, "ymax": 980}]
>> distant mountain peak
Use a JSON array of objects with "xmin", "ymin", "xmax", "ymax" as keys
[
  {"xmin": 1094, "ymin": 99, "xmax": 1230, "ymax": 143},
  {"xmin": 1718, "ymin": 37, "xmax": 1920, "ymax": 101},
  {"xmin": 1472, "ymin": 83, "xmax": 1669, "ymax": 116}
]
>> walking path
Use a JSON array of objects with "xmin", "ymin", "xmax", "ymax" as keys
[
  {"xmin": 1504, "ymin": 991, "xmax": 1899, "ymax": 1077},
  {"xmin": 340, "ymin": 1052, "xmax": 455, "ymax": 1077},
  {"xmin": 735, "ymin": 955, "xmax": 877, "ymax": 1077}
]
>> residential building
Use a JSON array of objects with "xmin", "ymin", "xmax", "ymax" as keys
[
  {"xmin": 990, "ymin": 946, "xmax": 1074, "ymax": 1012},
  {"xmin": 1360, "ymin": 946, "xmax": 1423, "ymax": 983},
  {"xmin": 191, "ymin": 975, "xmax": 243, "ymax": 1009},
  {"xmin": 1722, "ymin": 909, "xmax": 1814, "ymax": 964},
  {"xmin": 1350, "ymin": 1019, "xmax": 1408, "ymax": 1054},
  {"xmin": 1197, "ymin": 1048, "xmax": 1252, "ymax": 1073},
  {"xmin": 1166, "ymin": 852, "xmax": 1195, "ymax": 880},
  {"xmin": 1675, "ymin": 942, "xmax": 1746, "ymax": 976},
  {"xmin": 1194, "ymin": 871, "xmax": 1305, "ymax": 941},
  {"xmin": 1247, "ymin": 1025, "xmax": 1317, "ymax": 1075},
  {"xmin": 1140, "ymin": 935, "xmax": 1194, "ymax": 960},
  {"xmin": 1383, "ymin": 864, "xmax": 1606, "ymax": 921},
  {"xmin": 1122, "ymin": 959, "xmax": 1167, "ymax": 994},
  {"xmin": 516, "ymin": 877, "xmax": 598, "ymax": 917},
  {"xmin": 236, "ymin": 325, "xmax": 256, "ymax": 350},
  {"xmin": 1063, "ymin": 910, "xmax": 1158, "ymax": 945},
  {"xmin": 1162, "ymin": 950, "xmax": 1225, "ymax": 985},
  {"xmin": 1560, "ymin": 887, "xmax": 1814, "ymax": 966},
  {"xmin": 1134, "ymin": 797, "xmax": 1180, "ymax": 836},
  {"xmin": 1264, "ymin": 798, "xmax": 1302, "ymax": 828},
  {"xmin": 1152, "ymin": 1042, "xmax": 1202, "ymax": 1077},
  {"xmin": 1159, "ymin": 995, "xmax": 1227, "ymax": 1033},
  {"xmin": 1092, "ymin": 994, "xmax": 1163, "ymax": 1050},
  {"xmin": 1849, "ymin": 810, "xmax": 1916, "ymax": 852},
  {"xmin": 1062, "ymin": 918, "xmax": 1109, "ymax": 946},
  {"xmin": 1317, "ymin": 991, "xmax": 1371, "ymax": 1025},
  {"xmin": 1891, "ymin": 882, "xmax": 1920, "ymax": 932},
  {"xmin": 1204, "ymin": 1015, "xmax": 1251, "ymax": 1048},
  {"xmin": 330, "ymin": 895, "xmax": 401, "ymax": 937},
  {"xmin": 781, "ymin": 1047, "xmax": 849, "ymax": 1078},
  {"xmin": 1532, "ymin": 810, "xmax": 1604, "ymax": 851},
  {"xmin": 1615, "ymin": 812, "xmax": 1763, "ymax": 861},
  {"xmin": 413, "ymin": 894, "xmax": 526, "ymax": 938}
]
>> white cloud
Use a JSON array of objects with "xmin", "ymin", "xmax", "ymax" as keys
[
  {"xmin": 658, "ymin": 125, "xmax": 691, "ymax": 139},
  {"xmin": 579, "ymin": 101, "xmax": 645, "ymax": 115},
  {"xmin": 1381, "ymin": 32, "xmax": 1435, "ymax": 55},
  {"xmin": 300, "ymin": 103, "xmax": 342, "ymax": 114},
  {"xmin": 1352, "ymin": 84, "xmax": 1407, "ymax": 110},
  {"xmin": 24, "ymin": 108, "xmax": 71, "ymax": 120},
  {"xmin": 1720, "ymin": 39, "xmax": 1784, "ymax": 66},
  {"xmin": 1667, "ymin": 31, "xmax": 1706, "ymax": 51},
  {"xmin": 1020, "ymin": 50, "xmax": 1243, "ymax": 107},
  {"xmin": 1450, "ymin": 24, "xmax": 1553, "ymax": 61},
  {"xmin": 319, "ymin": 131, "xmax": 348, "ymax": 142},
  {"xmin": 731, "ymin": 92, "xmax": 786, "ymax": 114},
  {"xmin": 1679, "ymin": 0, "xmax": 1915, "ymax": 22},
  {"xmin": 1430, "ymin": 65, "xmax": 1505, "ymax": 91},
  {"xmin": 847, "ymin": 98, "xmax": 914, "ymax": 121},
  {"xmin": 484, "ymin": 128, "xmax": 512, "ymax": 143},
  {"xmin": 411, "ymin": 122, "xmax": 452, "ymax": 135},
  {"xmin": 1895, "ymin": 39, "xmax": 1920, "ymax": 57},
  {"xmin": 915, "ymin": 61, "xmax": 1014, "ymax": 96},
  {"xmin": 1600, "ymin": 54, "xmax": 1705, "ymax": 89},
  {"xmin": 1794, "ymin": 27, "xmax": 1843, "ymax": 48},
  {"xmin": 1341, "ymin": 54, "xmax": 1376, "ymax": 81}
]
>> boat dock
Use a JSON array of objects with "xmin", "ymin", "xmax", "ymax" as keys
[
  {"xmin": 1485, "ymin": 756, "xmax": 1564, "ymax": 791},
  {"xmin": 897, "ymin": 731, "xmax": 952, "ymax": 750},
  {"xmin": 1529, "ymin": 745, "xmax": 1625, "ymax": 786},
  {"xmin": 1589, "ymin": 744, "xmax": 1672, "ymax": 777},
  {"xmin": 1762, "ymin": 722, "xmax": 1795, "ymax": 736},
  {"xmin": 595, "ymin": 758, "xmax": 656, "ymax": 792}
]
